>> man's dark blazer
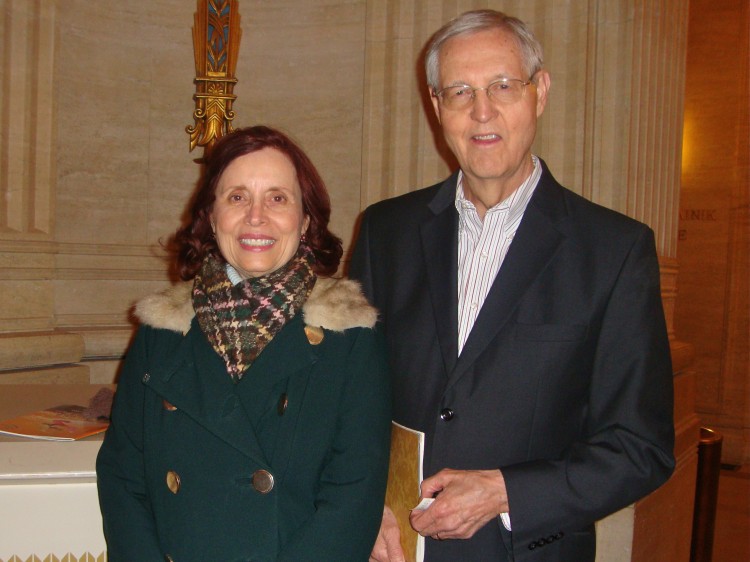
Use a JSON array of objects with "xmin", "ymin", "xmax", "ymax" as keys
[{"xmin": 349, "ymin": 160, "xmax": 675, "ymax": 562}]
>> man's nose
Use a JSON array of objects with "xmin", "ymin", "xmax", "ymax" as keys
[{"xmin": 470, "ymin": 88, "xmax": 499, "ymax": 122}]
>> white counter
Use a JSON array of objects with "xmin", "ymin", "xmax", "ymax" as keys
[{"xmin": 0, "ymin": 385, "xmax": 112, "ymax": 562}]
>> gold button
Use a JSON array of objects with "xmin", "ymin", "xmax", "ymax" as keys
[
  {"xmin": 162, "ymin": 399, "xmax": 177, "ymax": 411},
  {"xmin": 166, "ymin": 470, "xmax": 181, "ymax": 494},
  {"xmin": 165, "ymin": 556, "xmax": 174, "ymax": 562},
  {"xmin": 304, "ymin": 325, "xmax": 324, "ymax": 345},
  {"xmin": 251, "ymin": 469, "xmax": 274, "ymax": 493}
]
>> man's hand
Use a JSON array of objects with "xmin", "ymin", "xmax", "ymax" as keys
[
  {"xmin": 410, "ymin": 469, "xmax": 508, "ymax": 540},
  {"xmin": 369, "ymin": 505, "xmax": 406, "ymax": 562}
]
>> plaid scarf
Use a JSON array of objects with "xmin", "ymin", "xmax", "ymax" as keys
[{"xmin": 192, "ymin": 243, "xmax": 317, "ymax": 381}]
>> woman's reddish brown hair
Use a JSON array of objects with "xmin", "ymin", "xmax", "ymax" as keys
[{"xmin": 173, "ymin": 125, "xmax": 343, "ymax": 280}]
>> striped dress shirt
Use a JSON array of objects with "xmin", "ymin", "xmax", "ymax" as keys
[{"xmin": 456, "ymin": 155, "xmax": 542, "ymax": 355}]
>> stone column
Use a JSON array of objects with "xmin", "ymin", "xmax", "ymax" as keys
[{"xmin": 0, "ymin": 1, "xmax": 88, "ymax": 383}]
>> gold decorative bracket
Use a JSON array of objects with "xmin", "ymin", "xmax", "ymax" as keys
[{"xmin": 186, "ymin": 0, "xmax": 242, "ymax": 154}]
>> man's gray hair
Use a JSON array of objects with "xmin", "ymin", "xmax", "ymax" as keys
[{"xmin": 424, "ymin": 9, "xmax": 545, "ymax": 91}]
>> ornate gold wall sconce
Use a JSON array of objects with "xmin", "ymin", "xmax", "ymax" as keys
[{"xmin": 186, "ymin": 0, "xmax": 242, "ymax": 155}]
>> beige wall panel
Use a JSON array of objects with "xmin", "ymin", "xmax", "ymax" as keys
[
  {"xmin": 0, "ymin": 280, "xmax": 55, "ymax": 332},
  {"xmin": 0, "ymin": 0, "xmax": 56, "ymax": 236},
  {"xmin": 69, "ymin": 327, "xmax": 133, "ymax": 359},
  {"xmin": 53, "ymin": 250, "xmax": 167, "ymax": 280},
  {"xmin": 528, "ymin": 1, "xmax": 589, "ymax": 192},
  {"xmin": 86, "ymin": 359, "xmax": 124, "ymax": 385},
  {"xmin": 56, "ymin": 5, "xmax": 155, "ymax": 246},
  {"xmin": 0, "ymin": 331, "xmax": 84, "ymax": 371},
  {"xmin": 143, "ymin": 5, "xmax": 207, "ymax": 247},
  {"xmin": 54, "ymin": 279, "xmax": 169, "ymax": 327},
  {"xmin": 0, "ymin": 365, "xmax": 89, "ymax": 385},
  {"xmin": 52, "ymin": 1, "xmax": 197, "ymax": 253},
  {"xmin": 0, "ymin": 250, "xmax": 55, "ymax": 279},
  {"xmin": 233, "ymin": 0, "xmax": 367, "ymax": 252}
]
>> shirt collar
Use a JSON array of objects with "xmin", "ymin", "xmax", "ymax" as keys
[
  {"xmin": 226, "ymin": 263, "xmax": 245, "ymax": 285},
  {"xmin": 455, "ymin": 155, "xmax": 541, "ymax": 220}
]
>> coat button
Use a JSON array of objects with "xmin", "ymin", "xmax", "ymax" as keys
[
  {"xmin": 251, "ymin": 469, "xmax": 274, "ymax": 494},
  {"xmin": 440, "ymin": 408, "xmax": 454, "ymax": 421},
  {"xmin": 166, "ymin": 470, "xmax": 181, "ymax": 494},
  {"xmin": 165, "ymin": 556, "xmax": 174, "ymax": 562},
  {"xmin": 142, "ymin": 373, "xmax": 150, "ymax": 383},
  {"xmin": 304, "ymin": 325, "xmax": 324, "ymax": 345},
  {"xmin": 162, "ymin": 399, "xmax": 177, "ymax": 411}
]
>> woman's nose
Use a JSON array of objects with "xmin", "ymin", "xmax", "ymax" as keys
[{"xmin": 244, "ymin": 201, "xmax": 266, "ymax": 224}]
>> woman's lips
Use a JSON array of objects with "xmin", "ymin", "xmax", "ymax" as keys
[{"xmin": 238, "ymin": 236, "xmax": 275, "ymax": 249}]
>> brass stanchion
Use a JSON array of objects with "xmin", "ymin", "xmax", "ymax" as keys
[{"xmin": 690, "ymin": 427, "xmax": 723, "ymax": 562}]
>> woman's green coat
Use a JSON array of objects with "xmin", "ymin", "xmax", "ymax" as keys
[{"xmin": 96, "ymin": 278, "xmax": 392, "ymax": 562}]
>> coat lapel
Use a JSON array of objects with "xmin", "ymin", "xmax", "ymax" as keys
[
  {"xmin": 421, "ymin": 174, "xmax": 460, "ymax": 375},
  {"xmin": 231, "ymin": 316, "xmax": 319, "ymax": 476},
  {"xmin": 145, "ymin": 320, "xmax": 271, "ymax": 468},
  {"xmin": 448, "ymin": 166, "xmax": 569, "ymax": 386}
]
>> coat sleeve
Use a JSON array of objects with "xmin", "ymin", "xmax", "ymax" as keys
[
  {"xmin": 96, "ymin": 327, "xmax": 164, "ymax": 561},
  {"xmin": 502, "ymin": 226, "xmax": 675, "ymax": 556},
  {"xmin": 276, "ymin": 327, "xmax": 392, "ymax": 562}
]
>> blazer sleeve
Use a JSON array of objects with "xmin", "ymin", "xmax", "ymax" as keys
[
  {"xmin": 502, "ymin": 226, "xmax": 675, "ymax": 551},
  {"xmin": 276, "ymin": 326, "xmax": 392, "ymax": 561},
  {"xmin": 348, "ymin": 207, "xmax": 376, "ymax": 301},
  {"xmin": 96, "ymin": 327, "xmax": 163, "ymax": 561}
]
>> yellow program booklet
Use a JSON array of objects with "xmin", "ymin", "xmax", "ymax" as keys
[{"xmin": 385, "ymin": 421, "xmax": 426, "ymax": 562}]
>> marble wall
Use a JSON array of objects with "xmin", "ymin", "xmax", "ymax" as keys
[
  {"xmin": 676, "ymin": 0, "xmax": 749, "ymax": 466},
  {"xmin": 1, "ymin": 0, "xmax": 689, "ymax": 368}
]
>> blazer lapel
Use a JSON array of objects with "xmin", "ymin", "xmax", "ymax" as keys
[
  {"xmin": 421, "ymin": 174, "xmax": 460, "ymax": 375},
  {"xmin": 449, "ymin": 167, "xmax": 568, "ymax": 385}
]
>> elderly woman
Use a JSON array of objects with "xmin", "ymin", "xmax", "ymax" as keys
[{"xmin": 96, "ymin": 126, "xmax": 391, "ymax": 561}]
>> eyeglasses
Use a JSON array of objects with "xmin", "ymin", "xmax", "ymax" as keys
[{"xmin": 433, "ymin": 78, "xmax": 532, "ymax": 110}]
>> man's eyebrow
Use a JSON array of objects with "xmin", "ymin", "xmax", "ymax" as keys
[{"xmin": 441, "ymin": 73, "xmax": 512, "ymax": 87}]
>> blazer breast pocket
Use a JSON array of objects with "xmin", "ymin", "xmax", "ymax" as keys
[{"xmin": 513, "ymin": 322, "xmax": 588, "ymax": 342}]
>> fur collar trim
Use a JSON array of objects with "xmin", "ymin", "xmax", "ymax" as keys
[{"xmin": 134, "ymin": 277, "xmax": 377, "ymax": 335}]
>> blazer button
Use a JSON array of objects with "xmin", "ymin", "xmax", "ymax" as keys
[
  {"xmin": 164, "ymin": 556, "xmax": 174, "ymax": 562},
  {"xmin": 162, "ymin": 399, "xmax": 177, "ymax": 411},
  {"xmin": 440, "ymin": 408, "xmax": 454, "ymax": 421},
  {"xmin": 166, "ymin": 470, "xmax": 181, "ymax": 494},
  {"xmin": 252, "ymin": 469, "xmax": 274, "ymax": 494}
]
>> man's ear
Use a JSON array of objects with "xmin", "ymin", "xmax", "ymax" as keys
[
  {"xmin": 534, "ymin": 70, "xmax": 551, "ymax": 117},
  {"xmin": 430, "ymin": 89, "xmax": 442, "ymax": 124}
]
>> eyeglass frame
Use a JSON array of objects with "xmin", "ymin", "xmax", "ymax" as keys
[{"xmin": 432, "ymin": 76, "xmax": 535, "ymax": 108}]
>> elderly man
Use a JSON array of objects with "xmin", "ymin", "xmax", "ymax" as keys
[{"xmin": 349, "ymin": 9, "xmax": 675, "ymax": 562}]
